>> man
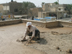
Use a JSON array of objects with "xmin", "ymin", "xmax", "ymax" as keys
[
  {"xmin": 32, "ymin": 16, "xmax": 34, "ymax": 20},
  {"xmin": 22, "ymin": 22, "xmax": 40, "ymax": 42}
]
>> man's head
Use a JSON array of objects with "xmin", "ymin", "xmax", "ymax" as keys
[{"xmin": 26, "ymin": 22, "xmax": 32, "ymax": 28}]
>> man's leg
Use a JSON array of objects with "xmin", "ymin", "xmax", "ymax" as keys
[
  {"xmin": 35, "ymin": 30, "xmax": 40, "ymax": 40},
  {"xmin": 37, "ymin": 32, "xmax": 40, "ymax": 40},
  {"xmin": 28, "ymin": 32, "xmax": 32, "ymax": 36}
]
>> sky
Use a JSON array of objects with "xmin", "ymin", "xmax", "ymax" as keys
[{"xmin": 0, "ymin": 0, "xmax": 72, "ymax": 7}]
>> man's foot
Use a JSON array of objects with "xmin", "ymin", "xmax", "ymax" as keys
[
  {"xmin": 21, "ymin": 39, "xmax": 27, "ymax": 42},
  {"xmin": 37, "ymin": 40, "xmax": 40, "ymax": 43},
  {"xmin": 37, "ymin": 38, "xmax": 40, "ymax": 43},
  {"xmin": 37, "ymin": 38, "xmax": 40, "ymax": 40}
]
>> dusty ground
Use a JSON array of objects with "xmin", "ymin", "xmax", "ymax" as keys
[
  {"xmin": 0, "ymin": 23, "xmax": 72, "ymax": 54},
  {"xmin": 0, "ymin": 23, "xmax": 45, "ymax": 54}
]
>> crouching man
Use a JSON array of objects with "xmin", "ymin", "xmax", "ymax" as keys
[{"xmin": 22, "ymin": 22, "xmax": 40, "ymax": 42}]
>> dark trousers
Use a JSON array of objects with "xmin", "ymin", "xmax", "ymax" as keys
[{"xmin": 28, "ymin": 30, "xmax": 40, "ymax": 40}]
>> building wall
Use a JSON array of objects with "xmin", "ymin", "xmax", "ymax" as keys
[
  {"xmin": 44, "ymin": 3, "xmax": 57, "ymax": 12},
  {"xmin": 38, "ymin": 12, "xmax": 42, "ymax": 18},
  {"xmin": 43, "ymin": 3, "xmax": 65, "ymax": 12},
  {"xmin": 9, "ymin": 2, "xmax": 22, "ymax": 15},
  {"xmin": 0, "ymin": 2, "xmax": 22, "ymax": 15},
  {"xmin": 58, "ymin": 7, "xmax": 64, "ymax": 12},
  {"xmin": 41, "ymin": 3, "xmax": 67, "ymax": 18},
  {"xmin": 3, "ymin": 5, "xmax": 10, "ymax": 11},
  {"xmin": 30, "ymin": 8, "xmax": 42, "ymax": 17},
  {"xmin": 50, "ymin": 7, "xmax": 56, "ymax": 12},
  {"xmin": 42, "ymin": 5, "xmax": 45, "ymax": 11},
  {"xmin": 0, "ymin": 5, "xmax": 3, "ymax": 11},
  {"xmin": 0, "ymin": 5, "xmax": 3, "ymax": 13}
]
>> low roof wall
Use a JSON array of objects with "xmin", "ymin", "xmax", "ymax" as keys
[
  {"xmin": 0, "ymin": 19, "xmax": 22, "ymax": 26},
  {"xmin": 0, "ymin": 19, "xmax": 72, "ymax": 28}
]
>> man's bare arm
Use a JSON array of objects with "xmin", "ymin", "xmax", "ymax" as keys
[
  {"xmin": 23, "ymin": 28, "xmax": 27, "ymax": 40},
  {"xmin": 29, "ymin": 30, "xmax": 35, "ymax": 42}
]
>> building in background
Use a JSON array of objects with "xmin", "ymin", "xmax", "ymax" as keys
[
  {"xmin": 0, "ymin": 5, "xmax": 3, "ymax": 14},
  {"xmin": 38, "ymin": 3, "xmax": 67, "ymax": 18},
  {"xmin": 29, "ymin": 3, "xmax": 67, "ymax": 18},
  {"xmin": 0, "ymin": 1, "xmax": 68, "ymax": 19},
  {"xmin": 28, "ymin": 7, "xmax": 42, "ymax": 17},
  {"xmin": 0, "ymin": 0, "xmax": 22, "ymax": 15}
]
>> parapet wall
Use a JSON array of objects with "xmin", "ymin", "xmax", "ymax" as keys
[
  {"xmin": 22, "ymin": 19, "xmax": 72, "ymax": 28},
  {"xmin": 59, "ymin": 21, "xmax": 72, "ymax": 27},
  {"xmin": 22, "ymin": 19, "xmax": 47, "ymax": 27},
  {"xmin": 0, "ymin": 20, "xmax": 22, "ymax": 26},
  {"xmin": 0, "ymin": 19, "xmax": 72, "ymax": 28},
  {"xmin": 46, "ymin": 21, "xmax": 59, "ymax": 28},
  {"xmin": 22, "ymin": 19, "xmax": 59, "ymax": 28}
]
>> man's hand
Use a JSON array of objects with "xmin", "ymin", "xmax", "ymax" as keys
[
  {"xmin": 21, "ymin": 37, "xmax": 27, "ymax": 42},
  {"xmin": 31, "ymin": 36, "xmax": 34, "ymax": 40},
  {"xmin": 28, "ymin": 39, "xmax": 31, "ymax": 43},
  {"xmin": 28, "ymin": 36, "xmax": 34, "ymax": 43},
  {"xmin": 23, "ymin": 37, "xmax": 26, "ymax": 40}
]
